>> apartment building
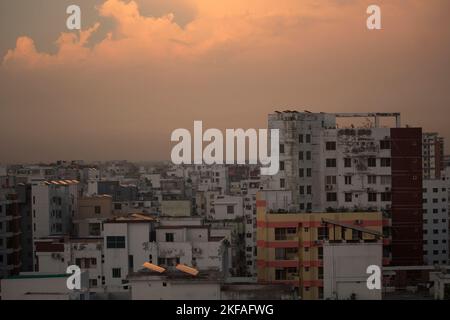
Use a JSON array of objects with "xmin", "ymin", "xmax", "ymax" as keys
[
  {"xmin": 263, "ymin": 111, "xmax": 422, "ymax": 266},
  {"xmin": 34, "ymin": 236, "xmax": 104, "ymax": 293},
  {"xmin": 31, "ymin": 180, "xmax": 79, "ymax": 239},
  {"xmin": 423, "ymin": 133, "xmax": 444, "ymax": 179},
  {"xmin": 103, "ymin": 214, "xmax": 158, "ymax": 292},
  {"xmin": 422, "ymin": 179, "xmax": 449, "ymax": 265},
  {"xmin": 256, "ymin": 190, "xmax": 383, "ymax": 300},
  {"xmin": 0, "ymin": 188, "xmax": 22, "ymax": 277},
  {"xmin": 73, "ymin": 195, "xmax": 113, "ymax": 237}
]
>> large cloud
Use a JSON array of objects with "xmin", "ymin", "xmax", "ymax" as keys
[{"xmin": 0, "ymin": 0, "xmax": 449, "ymax": 162}]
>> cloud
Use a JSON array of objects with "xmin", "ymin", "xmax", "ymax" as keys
[
  {"xmin": 2, "ymin": 0, "xmax": 352, "ymax": 70},
  {"xmin": 1, "ymin": 0, "xmax": 449, "ymax": 162}
]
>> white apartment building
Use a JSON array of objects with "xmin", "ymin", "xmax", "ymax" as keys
[
  {"xmin": 264, "ymin": 112, "xmax": 396, "ymax": 213},
  {"xmin": 102, "ymin": 214, "xmax": 229, "ymax": 292},
  {"xmin": 211, "ymin": 195, "xmax": 244, "ymax": 220},
  {"xmin": 34, "ymin": 237, "xmax": 104, "ymax": 293},
  {"xmin": 156, "ymin": 216, "xmax": 229, "ymax": 271},
  {"xmin": 103, "ymin": 214, "xmax": 158, "ymax": 292},
  {"xmin": 423, "ymin": 133, "xmax": 444, "ymax": 179},
  {"xmin": 423, "ymin": 179, "xmax": 449, "ymax": 265},
  {"xmin": 31, "ymin": 180, "xmax": 79, "ymax": 240}
]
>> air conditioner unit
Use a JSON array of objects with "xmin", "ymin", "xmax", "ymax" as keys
[{"xmin": 325, "ymin": 185, "xmax": 333, "ymax": 191}]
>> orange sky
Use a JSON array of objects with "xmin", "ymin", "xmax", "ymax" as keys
[{"xmin": 1, "ymin": 0, "xmax": 449, "ymax": 162}]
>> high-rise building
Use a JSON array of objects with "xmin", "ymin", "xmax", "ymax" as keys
[
  {"xmin": 0, "ymin": 188, "xmax": 22, "ymax": 277},
  {"xmin": 31, "ymin": 180, "xmax": 79, "ymax": 270},
  {"xmin": 263, "ymin": 111, "xmax": 423, "ymax": 266},
  {"xmin": 422, "ymin": 133, "xmax": 444, "ymax": 179},
  {"xmin": 422, "ymin": 179, "xmax": 449, "ymax": 265}
]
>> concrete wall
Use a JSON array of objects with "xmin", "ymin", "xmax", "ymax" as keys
[
  {"xmin": 323, "ymin": 242, "xmax": 382, "ymax": 300},
  {"xmin": 161, "ymin": 200, "xmax": 191, "ymax": 217},
  {"xmin": 130, "ymin": 278, "xmax": 221, "ymax": 300}
]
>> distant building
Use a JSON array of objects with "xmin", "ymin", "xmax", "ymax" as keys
[
  {"xmin": 0, "ymin": 188, "xmax": 22, "ymax": 277},
  {"xmin": 422, "ymin": 133, "xmax": 444, "ymax": 179},
  {"xmin": 422, "ymin": 179, "xmax": 449, "ymax": 265},
  {"xmin": 34, "ymin": 237, "xmax": 104, "ymax": 293},
  {"xmin": 73, "ymin": 195, "xmax": 113, "ymax": 237}
]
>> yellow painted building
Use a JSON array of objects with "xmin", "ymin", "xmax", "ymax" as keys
[{"xmin": 256, "ymin": 191, "xmax": 383, "ymax": 300}]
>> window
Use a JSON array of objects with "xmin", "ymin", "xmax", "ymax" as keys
[
  {"xmin": 344, "ymin": 176, "xmax": 352, "ymax": 185},
  {"xmin": 345, "ymin": 193, "xmax": 352, "ymax": 202},
  {"xmin": 275, "ymin": 248, "xmax": 287, "ymax": 260},
  {"xmin": 299, "ymin": 134, "xmax": 303, "ymax": 143},
  {"xmin": 165, "ymin": 233, "xmax": 174, "ymax": 242},
  {"xmin": 280, "ymin": 144, "xmax": 285, "ymax": 154},
  {"xmin": 380, "ymin": 176, "xmax": 391, "ymax": 185},
  {"xmin": 325, "ymin": 176, "xmax": 337, "ymax": 185},
  {"xmin": 368, "ymin": 158, "xmax": 377, "ymax": 167},
  {"xmin": 380, "ymin": 140, "xmax": 391, "ymax": 149},
  {"xmin": 287, "ymin": 228, "xmax": 297, "ymax": 234},
  {"xmin": 326, "ymin": 193, "xmax": 337, "ymax": 202},
  {"xmin": 89, "ymin": 279, "xmax": 98, "ymax": 287},
  {"xmin": 299, "ymin": 169, "xmax": 304, "ymax": 177},
  {"xmin": 305, "ymin": 134, "xmax": 311, "ymax": 143},
  {"xmin": 280, "ymin": 179, "xmax": 285, "ymax": 189},
  {"xmin": 91, "ymin": 258, "xmax": 97, "ymax": 266},
  {"xmin": 275, "ymin": 269, "xmax": 287, "ymax": 280},
  {"xmin": 381, "ymin": 158, "xmax": 391, "ymax": 167},
  {"xmin": 344, "ymin": 158, "xmax": 352, "ymax": 168},
  {"xmin": 306, "ymin": 168, "xmax": 312, "ymax": 177},
  {"xmin": 306, "ymin": 151, "xmax": 311, "ymax": 160},
  {"xmin": 381, "ymin": 192, "xmax": 391, "ymax": 202},
  {"xmin": 326, "ymin": 159, "xmax": 336, "ymax": 167},
  {"xmin": 306, "ymin": 186, "xmax": 312, "ymax": 195},
  {"xmin": 299, "ymin": 186, "xmax": 304, "ymax": 195},
  {"xmin": 114, "ymin": 203, "xmax": 122, "ymax": 210},
  {"xmin": 275, "ymin": 228, "xmax": 287, "ymax": 240},
  {"xmin": 94, "ymin": 206, "xmax": 101, "ymax": 214},
  {"xmin": 299, "ymin": 151, "xmax": 304, "ymax": 160},
  {"xmin": 129, "ymin": 255, "xmax": 134, "ymax": 269},
  {"xmin": 280, "ymin": 161, "xmax": 285, "ymax": 171},
  {"xmin": 89, "ymin": 223, "xmax": 101, "ymax": 236},
  {"xmin": 368, "ymin": 175, "xmax": 377, "ymax": 184},
  {"xmin": 318, "ymin": 267, "xmax": 324, "ymax": 279},
  {"xmin": 317, "ymin": 227, "xmax": 328, "ymax": 240},
  {"xmin": 326, "ymin": 141, "xmax": 336, "ymax": 150},
  {"xmin": 368, "ymin": 193, "xmax": 377, "ymax": 202},
  {"xmin": 112, "ymin": 268, "xmax": 121, "ymax": 278},
  {"xmin": 106, "ymin": 236, "xmax": 126, "ymax": 249}
]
